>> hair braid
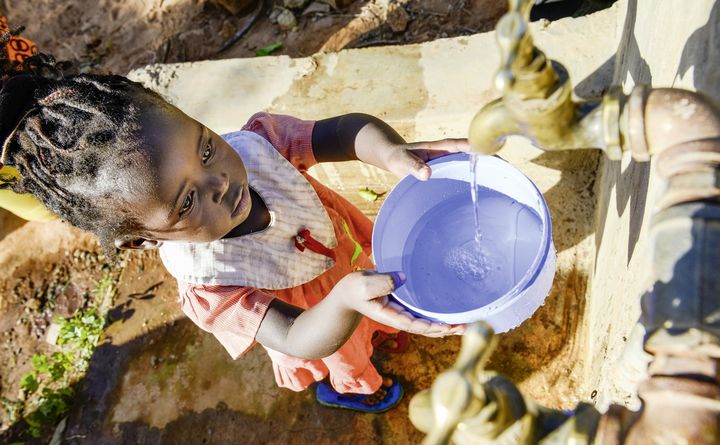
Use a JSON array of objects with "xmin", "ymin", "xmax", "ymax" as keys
[{"xmin": 1, "ymin": 43, "xmax": 170, "ymax": 252}]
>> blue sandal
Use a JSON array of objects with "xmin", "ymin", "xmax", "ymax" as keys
[{"xmin": 315, "ymin": 378, "xmax": 404, "ymax": 413}]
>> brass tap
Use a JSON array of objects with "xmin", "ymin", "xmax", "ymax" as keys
[
  {"xmin": 409, "ymin": 322, "xmax": 534, "ymax": 445},
  {"xmin": 468, "ymin": 0, "xmax": 621, "ymax": 158},
  {"xmin": 409, "ymin": 322, "xmax": 599, "ymax": 445},
  {"xmin": 468, "ymin": 0, "xmax": 720, "ymax": 169}
]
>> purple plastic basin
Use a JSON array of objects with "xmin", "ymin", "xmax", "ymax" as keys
[{"xmin": 372, "ymin": 153, "xmax": 556, "ymax": 332}]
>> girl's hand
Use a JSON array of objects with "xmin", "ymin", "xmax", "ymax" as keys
[
  {"xmin": 257, "ymin": 268, "xmax": 465, "ymax": 359},
  {"xmin": 356, "ymin": 134, "xmax": 470, "ymax": 181},
  {"xmin": 380, "ymin": 139, "xmax": 472, "ymax": 181},
  {"xmin": 327, "ymin": 115, "xmax": 469, "ymax": 180},
  {"xmin": 335, "ymin": 270, "xmax": 466, "ymax": 337}
]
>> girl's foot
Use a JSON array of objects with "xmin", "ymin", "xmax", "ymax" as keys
[
  {"xmin": 371, "ymin": 331, "xmax": 410, "ymax": 353},
  {"xmin": 315, "ymin": 376, "xmax": 404, "ymax": 413},
  {"xmin": 362, "ymin": 377, "xmax": 394, "ymax": 406}
]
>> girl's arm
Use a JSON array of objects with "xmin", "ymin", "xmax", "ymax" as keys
[
  {"xmin": 255, "ymin": 270, "xmax": 463, "ymax": 359},
  {"xmin": 312, "ymin": 113, "xmax": 469, "ymax": 180}
]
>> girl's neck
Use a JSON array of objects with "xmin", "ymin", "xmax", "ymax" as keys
[{"xmin": 223, "ymin": 187, "xmax": 271, "ymax": 238}]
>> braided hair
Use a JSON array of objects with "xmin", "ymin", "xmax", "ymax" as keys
[{"xmin": 1, "ymin": 31, "xmax": 172, "ymax": 252}]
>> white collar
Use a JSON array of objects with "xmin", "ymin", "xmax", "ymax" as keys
[{"xmin": 159, "ymin": 130, "xmax": 337, "ymax": 289}]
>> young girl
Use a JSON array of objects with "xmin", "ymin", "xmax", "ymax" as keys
[{"xmin": 0, "ymin": 51, "xmax": 467, "ymax": 412}]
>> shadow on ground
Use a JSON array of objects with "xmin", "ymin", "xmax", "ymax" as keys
[{"xmin": 62, "ymin": 318, "xmax": 460, "ymax": 444}]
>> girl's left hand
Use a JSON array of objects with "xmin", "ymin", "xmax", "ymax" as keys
[
  {"xmin": 336, "ymin": 270, "xmax": 467, "ymax": 337},
  {"xmin": 365, "ymin": 139, "xmax": 471, "ymax": 181},
  {"xmin": 367, "ymin": 296, "xmax": 468, "ymax": 338}
]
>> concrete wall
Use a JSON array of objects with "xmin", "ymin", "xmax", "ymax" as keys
[{"xmin": 127, "ymin": 0, "xmax": 719, "ymax": 411}]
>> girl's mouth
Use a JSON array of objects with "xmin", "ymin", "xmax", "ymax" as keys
[{"xmin": 231, "ymin": 184, "xmax": 249, "ymax": 218}]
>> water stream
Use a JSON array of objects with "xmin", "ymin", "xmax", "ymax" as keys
[
  {"xmin": 469, "ymin": 153, "xmax": 483, "ymax": 243},
  {"xmin": 444, "ymin": 154, "xmax": 492, "ymax": 289}
]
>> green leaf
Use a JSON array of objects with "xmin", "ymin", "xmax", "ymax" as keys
[
  {"xmin": 20, "ymin": 373, "xmax": 39, "ymax": 394},
  {"xmin": 31, "ymin": 355, "xmax": 49, "ymax": 373},
  {"xmin": 255, "ymin": 42, "xmax": 283, "ymax": 57},
  {"xmin": 341, "ymin": 220, "xmax": 364, "ymax": 265},
  {"xmin": 58, "ymin": 387, "xmax": 74, "ymax": 399},
  {"xmin": 24, "ymin": 413, "xmax": 42, "ymax": 427},
  {"xmin": 48, "ymin": 362, "xmax": 66, "ymax": 381},
  {"xmin": 28, "ymin": 426, "xmax": 42, "ymax": 438},
  {"xmin": 88, "ymin": 333, "xmax": 100, "ymax": 346},
  {"xmin": 357, "ymin": 187, "xmax": 385, "ymax": 202},
  {"xmin": 25, "ymin": 409, "xmax": 47, "ymax": 438},
  {"xmin": 50, "ymin": 351, "xmax": 71, "ymax": 364}
]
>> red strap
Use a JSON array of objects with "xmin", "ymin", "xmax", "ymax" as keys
[{"xmin": 294, "ymin": 229, "xmax": 336, "ymax": 261}]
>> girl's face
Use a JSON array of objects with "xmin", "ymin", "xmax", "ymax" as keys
[{"xmin": 130, "ymin": 109, "xmax": 251, "ymax": 244}]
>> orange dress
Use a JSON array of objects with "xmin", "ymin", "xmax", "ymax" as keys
[{"xmin": 170, "ymin": 113, "xmax": 396, "ymax": 395}]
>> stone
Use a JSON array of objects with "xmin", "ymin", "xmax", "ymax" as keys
[
  {"xmin": 53, "ymin": 282, "xmax": 84, "ymax": 318},
  {"xmin": 302, "ymin": 1, "xmax": 331, "ymax": 16},
  {"xmin": 276, "ymin": 8, "xmax": 298, "ymax": 31},
  {"xmin": 386, "ymin": 3, "xmax": 411, "ymax": 33},
  {"xmin": 45, "ymin": 322, "xmax": 61, "ymax": 346}
]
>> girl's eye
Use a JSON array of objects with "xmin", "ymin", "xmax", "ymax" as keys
[
  {"xmin": 202, "ymin": 141, "xmax": 214, "ymax": 164},
  {"xmin": 180, "ymin": 191, "xmax": 194, "ymax": 216}
]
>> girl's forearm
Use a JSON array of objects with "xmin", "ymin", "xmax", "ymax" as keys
[
  {"xmin": 255, "ymin": 291, "xmax": 362, "ymax": 359},
  {"xmin": 256, "ymin": 271, "xmax": 406, "ymax": 358},
  {"xmin": 311, "ymin": 113, "xmax": 404, "ymax": 163}
]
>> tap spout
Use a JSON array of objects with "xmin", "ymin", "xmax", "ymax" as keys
[
  {"xmin": 468, "ymin": 77, "xmax": 616, "ymax": 157},
  {"xmin": 467, "ymin": 98, "xmax": 523, "ymax": 155}
]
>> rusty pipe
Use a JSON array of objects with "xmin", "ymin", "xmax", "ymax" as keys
[
  {"xmin": 622, "ymin": 87, "xmax": 720, "ymax": 209},
  {"xmin": 628, "ymin": 87, "xmax": 720, "ymax": 160},
  {"xmin": 415, "ymin": 0, "xmax": 720, "ymax": 442},
  {"xmin": 627, "ymin": 88, "xmax": 720, "ymax": 369},
  {"xmin": 589, "ymin": 87, "xmax": 720, "ymax": 445}
]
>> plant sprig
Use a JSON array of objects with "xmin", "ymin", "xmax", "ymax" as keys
[{"xmin": 16, "ymin": 271, "xmax": 115, "ymax": 439}]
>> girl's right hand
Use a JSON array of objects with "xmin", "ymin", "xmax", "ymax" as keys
[{"xmin": 335, "ymin": 270, "xmax": 466, "ymax": 337}]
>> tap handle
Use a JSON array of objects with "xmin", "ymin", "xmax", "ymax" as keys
[
  {"xmin": 419, "ymin": 322, "xmax": 497, "ymax": 445},
  {"xmin": 422, "ymin": 370, "xmax": 472, "ymax": 445},
  {"xmin": 495, "ymin": 0, "xmax": 535, "ymax": 92}
]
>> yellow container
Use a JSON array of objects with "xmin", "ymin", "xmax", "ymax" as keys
[{"xmin": 0, "ymin": 165, "xmax": 56, "ymax": 222}]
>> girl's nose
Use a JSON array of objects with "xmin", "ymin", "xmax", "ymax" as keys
[{"xmin": 209, "ymin": 173, "xmax": 229, "ymax": 204}]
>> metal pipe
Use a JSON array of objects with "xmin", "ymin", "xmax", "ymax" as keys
[{"xmin": 411, "ymin": 0, "xmax": 720, "ymax": 443}]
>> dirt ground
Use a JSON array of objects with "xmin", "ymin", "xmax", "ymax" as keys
[
  {"xmin": 3, "ymin": 0, "xmax": 511, "ymax": 75},
  {"xmin": 0, "ymin": 0, "xmax": 615, "ymax": 443}
]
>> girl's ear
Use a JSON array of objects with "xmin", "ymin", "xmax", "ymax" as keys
[{"xmin": 114, "ymin": 238, "xmax": 163, "ymax": 250}]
